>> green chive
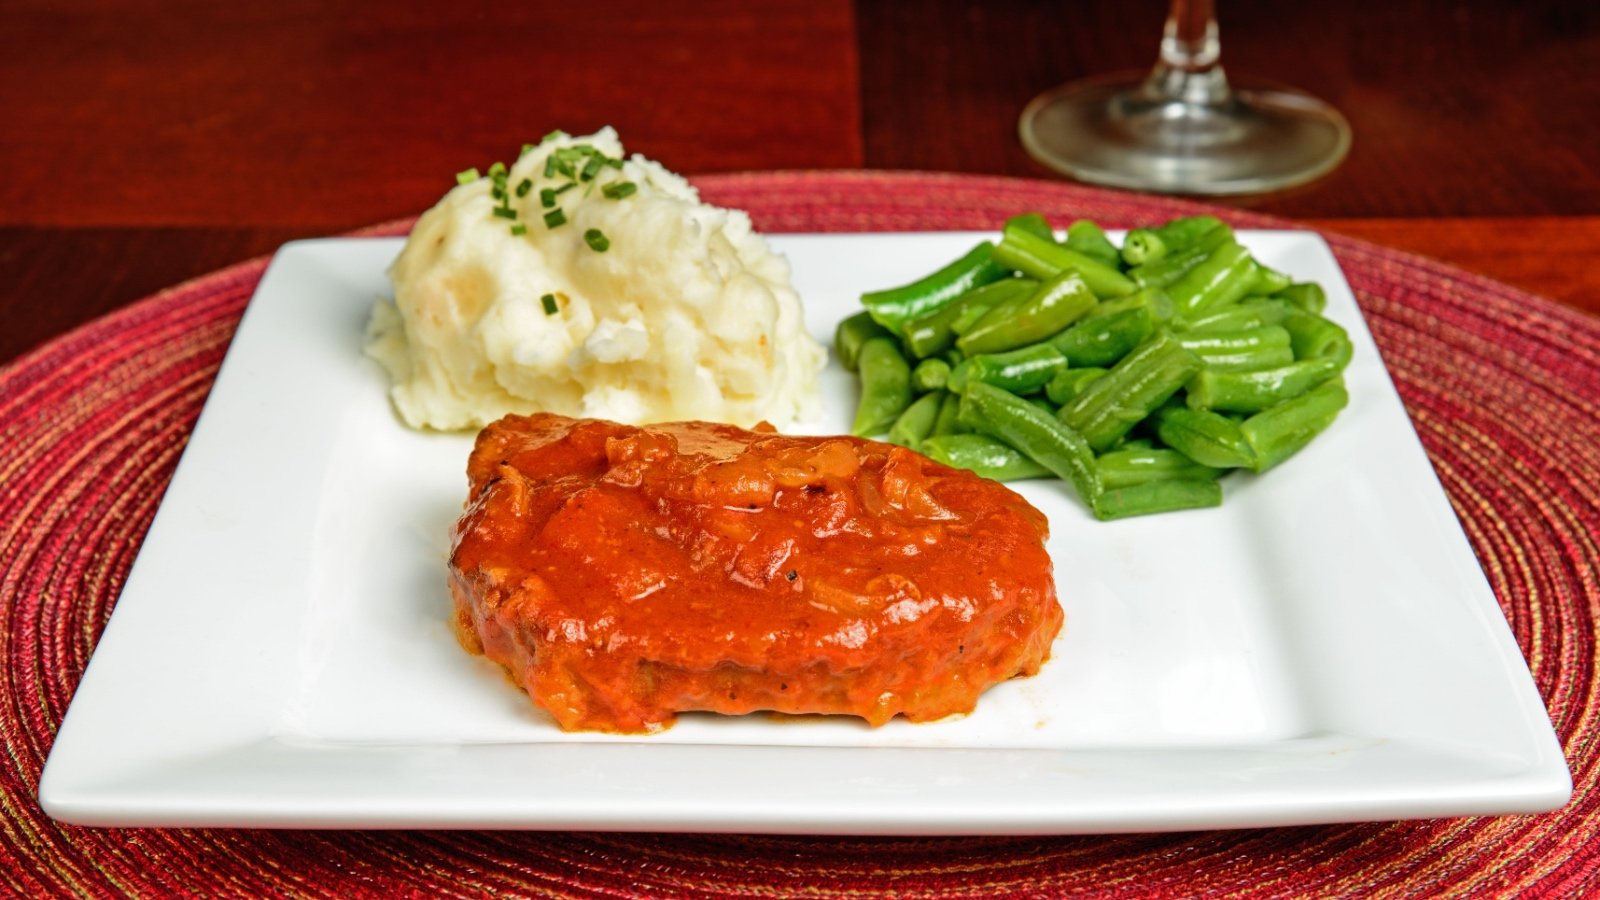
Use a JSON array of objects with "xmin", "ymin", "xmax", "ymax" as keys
[
  {"xmin": 520, "ymin": 143, "xmax": 536, "ymax": 158},
  {"xmin": 515, "ymin": 178, "xmax": 532, "ymax": 198},
  {"xmin": 543, "ymin": 156, "xmax": 557, "ymax": 178},
  {"xmin": 544, "ymin": 209, "xmax": 567, "ymax": 228},
  {"xmin": 487, "ymin": 161, "xmax": 507, "ymax": 178},
  {"xmin": 542, "ymin": 129, "xmax": 566, "ymax": 143},
  {"xmin": 579, "ymin": 153, "xmax": 605, "ymax": 181},
  {"xmin": 493, "ymin": 206, "xmax": 517, "ymax": 220},
  {"xmin": 602, "ymin": 181, "xmax": 636, "ymax": 200},
  {"xmin": 541, "ymin": 293, "xmax": 560, "ymax": 315},
  {"xmin": 491, "ymin": 185, "xmax": 505, "ymax": 200},
  {"xmin": 604, "ymin": 157, "xmax": 623, "ymax": 170},
  {"xmin": 510, "ymin": 223, "xmax": 528, "ymax": 236},
  {"xmin": 455, "ymin": 167, "xmax": 480, "ymax": 185},
  {"xmin": 583, "ymin": 228, "xmax": 610, "ymax": 252}
]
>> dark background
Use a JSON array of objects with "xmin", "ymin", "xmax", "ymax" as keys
[{"xmin": 2, "ymin": 0, "xmax": 1596, "ymax": 364}]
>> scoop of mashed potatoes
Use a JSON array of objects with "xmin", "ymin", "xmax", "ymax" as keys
[{"xmin": 366, "ymin": 128, "xmax": 825, "ymax": 430}]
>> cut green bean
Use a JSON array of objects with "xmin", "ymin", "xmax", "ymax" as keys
[
  {"xmin": 1006, "ymin": 212, "xmax": 1054, "ymax": 240},
  {"xmin": 1089, "ymin": 287, "xmax": 1174, "ymax": 324},
  {"xmin": 1045, "ymin": 367, "xmax": 1108, "ymax": 406},
  {"xmin": 902, "ymin": 277, "xmax": 1034, "ymax": 358},
  {"xmin": 1154, "ymin": 215, "xmax": 1229, "ymax": 251},
  {"xmin": 1059, "ymin": 331, "xmax": 1201, "ymax": 452},
  {"xmin": 860, "ymin": 241, "xmax": 1009, "ymax": 330},
  {"xmin": 1120, "ymin": 228, "xmax": 1168, "ymax": 267},
  {"xmin": 1127, "ymin": 226, "xmax": 1232, "ymax": 290},
  {"xmin": 1246, "ymin": 262, "xmax": 1293, "ymax": 297},
  {"xmin": 1096, "ymin": 447, "xmax": 1225, "ymax": 489},
  {"xmin": 1065, "ymin": 219, "xmax": 1122, "ymax": 269},
  {"xmin": 851, "ymin": 337, "xmax": 912, "ymax": 436},
  {"xmin": 956, "ymin": 343, "xmax": 1069, "ymax": 394},
  {"xmin": 1187, "ymin": 357, "xmax": 1342, "ymax": 413},
  {"xmin": 992, "ymin": 222, "xmax": 1137, "ymax": 299},
  {"xmin": 1176, "ymin": 298, "xmax": 1289, "ymax": 333},
  {"xmin": 835, "ymin": 310, "xmax": 892, "ymax": 372},
  {"xmin": 959, "ymin": 382, "xmax": 1101, "ymax": 504},
  {"xmin": 887, "ymin": 390, "xmax": 943, "ymax": 449},
  {"xmin": 1050, "ymin": 304, "xmax": 1156, "ymax": 368},
  {"xmin": 911, "ymin": 357, "xmax": 952, "ymax": 392},
  {"xmin": 1092, "ymin": 479, "xmax": 1223, "ymax": 521},
  {"xmin": 930, "ymin": 390, "xmax": 966, "ymax": 436},
  {"xmin": 1241, "ymin": 378, "xmax": 1349, "ymax": 472},
  {"xmin": 920, "ymin": 433, "xmax": 1051, "ymax": 482},
  {"xmin": 1273, "ymin": 282, "xmax": 1327, "ymax": 315},
  {"xmin": 1168, "ymin": 241, "xmax": 1257, "ymax": 318},
  {"xmin": 1175, "ymin": 325, "xmax": 1294, "ymax": 371},
  {"xmin": 1281, "ymin": 310, "xmax": 1354, "ymax": 368},
  {"xmin": 957, "ymin": 270, "xmax": 1097, "ymax": 355},
  {"xmin": 1153, "ymin": 406, "xmax": 1257, "ymax": 469}
]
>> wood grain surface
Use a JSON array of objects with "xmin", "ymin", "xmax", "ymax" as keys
[{"xmin": 1, "ymin": 0, "xmax": 1595, "ymax": 365}]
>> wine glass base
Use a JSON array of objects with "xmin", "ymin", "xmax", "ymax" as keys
[{"xmin": 1019, "ymin": 71, "xmax": 1352, "ymax": 195}]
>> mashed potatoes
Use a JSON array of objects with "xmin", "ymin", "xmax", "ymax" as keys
[{"xmin": 366, "ymin": 128, "xmax": 825, "ymax": 430}]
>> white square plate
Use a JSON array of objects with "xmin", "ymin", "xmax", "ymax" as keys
[{"xmin": 39, "ymin": 232, "xmax": 1570, "ymax": 834}]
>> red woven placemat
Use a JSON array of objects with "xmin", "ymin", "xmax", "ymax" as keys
[{"xmin": 3, "ymin": 172, "xmax": 1596, "ymax": 897}]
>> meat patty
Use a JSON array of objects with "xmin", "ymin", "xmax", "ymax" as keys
[{"xmin": 449, "ymin": 412, "xmax": 1062, "ymax": 733}]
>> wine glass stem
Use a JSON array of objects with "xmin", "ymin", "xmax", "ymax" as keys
[{"xmin": 1145, "ymin": 0, "xmax": 1229, "ymax": 106}]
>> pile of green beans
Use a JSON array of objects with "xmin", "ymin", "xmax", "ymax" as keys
[{"xmin": 839, "ymin": 214, "xmax": 1352, "ymax": 521}]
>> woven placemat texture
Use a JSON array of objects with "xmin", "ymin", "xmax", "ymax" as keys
[{"xmin": 2, "ymin": 172, "xmax": 1595, "ymax": 897}]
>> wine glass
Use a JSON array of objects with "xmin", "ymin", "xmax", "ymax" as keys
[{"xmin": 1018, "ymin": 0, "xmax": 1351, "ymax": 195}]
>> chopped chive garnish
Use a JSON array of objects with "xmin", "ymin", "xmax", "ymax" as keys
[
  {"xmin": 579, "ymin": 154, "xmax": 605, "ymax": 181},
  {"xmin": 583, "ymin": 228, "xmax": 610, "ymax": 252},
  {"xmin": 540, "ymin": 293, "xmax": 560, "ymax": 315},
  {"xmin": 510, "ymin": 223, "xmax": 528, "ymax": 236},
  {"xmin": 491, "ymin": 184, "xmax": 505, "ymax": 201},
  {"xmin": 601, "ymin": 181, "xmax": 637, "ymax": 200},
  {"xmin": 515, "ymin": 178, "xmax": 532, "ymax": 198},
  {"xmin": 487, "ymin": 161, "xmax": 507, "ymax": 178},
  {"xmin": 493, "ymin": 206, "xmax": 518, "ymax": 220},
  {"xmin": 605, "ymin": 157, "xmax": 624, "ymax": 170},
  {"xmin": 543, "ymin": 209, "xmax": 567, "ymax": 228},
  {"xmin": 543, "ymin": 156, "xmax": 557, "ymax": 178},
  {"xmin": 455, "ymin": 168, "xmax": 480, "ymax": 185},
  {"xmin": 542, "ymin": 129, "xmax": 567, "ymax": 143},
  {"xmin": 520, "ymin": 143, "xmax": 536, "ymax": 158},
  {"xmin": 540, "ymin": 188, "xmax": 557, "ymax": 208}
]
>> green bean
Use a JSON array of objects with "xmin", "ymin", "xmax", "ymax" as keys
[
  {"xmin": 861, "ymin": 242, "xmax": 1009, "ymax": 330},
  {"xmin": 956, "ymin": 343, "xmax": 1069, "ymax": 394},
  {"xmin": 902, "ymin": 278, "xmax": 1034, "ymax": 359},
  {"xmin": 920, "ymin": 433, "xmax": 1051, "ymax": 482},
  {"xmin": 1280, "ymin": 310, "xmax": 1354, "ymax": 368},
  {"xmin": 1127, "ymin": 226, "xmax": 1232, "ymax": 290},
  {"xmin": 1065, "ymin": 219, "xmax": 1122, "ymax": 269},
  {"xmin": 1175, "ymin": 298, "xmax": 1289, "ymax": 333},
  {"xmin": 1186, "ymin": 357, "xmax": 1342, "ymax": 413},
  {"xmin": 1168, "ymin": 241, "xmax": 1257, "ymax": 319},
  {"xmin": 851, "ymin": 337, "xmax": 913, "ymax": 436},
  {"xmin": 1152, "ymin": 406, "xmax": 1257, "ymax": 469},
  {"xmin": 1006, "ymin": 212, "xmax": 1054, "ymax": 241},
  {"xmin": 887, "ymin": 390, "xmax": 943, "ymax": 449},
  {"xmin": 1090, "ymin": 287, "xmax": 1174, "ymax": 324},
  {"xmin": 930, "ymin": 391, "xmax": 967, "ymax": 436},
  {"xmin": 958, "ymin": 382, "xmax": 1101, "ymax": 504},
  {"xmin": 834, "ymin": 310, "xmax": 892, "ymax": 372},
  {"xmin": 1246, "ymin": 262, "xmax": 1293, "ymax": 297},
  {"xmin": 1096, "ymin": 447, "xmax": 1225, "ymax": 489},
  {"xmin": 1175, "ymin": 325, "xmax": 1294, "ymax": 372},
  {"xmin": 1092, "ymin": 479, "xmax": 1223, "ymax": 521},
  {"xmin": 1241, "ymin": 378, "xmax": 1348, "ymax": 472},
  {"xmin": 957, "ymin": 270, "xmax": 1097, "ymax": 355},
  {"xmin": 1059, "ymin": 331, "xmax": 1201, "ymax": 452},
  {"xmin": 992, "ymin": 222, "xmax": 1137, "ymax": 299},
  {"xmin": 1273, "ymin": 282, "xmax": 1327, "ymax": 315},
  {"xmin": 1120, "ymin": 228, "xmax": 1168, "ymax": 266},
  {"xmin": 1050, "ymin": 304, "xmax": 1156, "ymax": 368},
  {"xmin": 1156, "ymin": 215, "xmax": 1229, "ymax": 250},
  {"xmin": 910, "ymin": 357, "xmax": 952, "ymax": 392},
  {"xmin": 1044, "ymin": 367, "xmax": 1108, "ymax": 406}
]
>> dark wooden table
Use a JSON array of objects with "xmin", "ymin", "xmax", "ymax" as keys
[{"xmin": 2, "ymin": 0, "xmax": 1596, "ymax": 366}]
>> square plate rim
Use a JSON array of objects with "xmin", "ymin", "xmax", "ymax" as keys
[{"xmin": 37, "ymin": 230, "xmax": 1572, "ymax": 834}]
